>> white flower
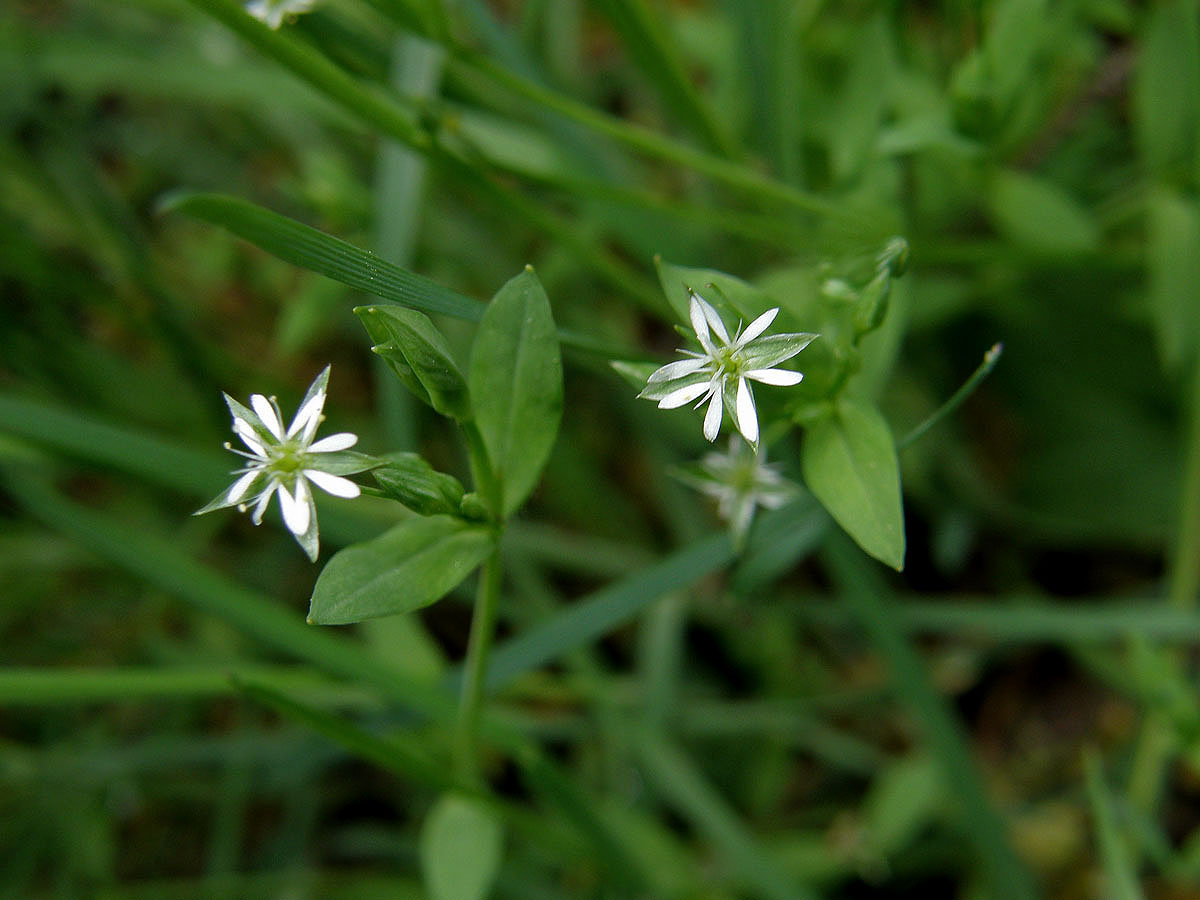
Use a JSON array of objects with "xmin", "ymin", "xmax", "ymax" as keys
[
  {"xmin": 245, "ymin": 0, "xmax": 317, "ymax": 29},
  {"xmin": 196, "ymin": 366, "xmax": 365, "ymax": 561},
  {"xmin": 639, "ymin": 290, "xmax": 817, "ymax": 446},
  {"xmin": 675, "ymin": 439, "xmax": 797, "ymax": 547}
]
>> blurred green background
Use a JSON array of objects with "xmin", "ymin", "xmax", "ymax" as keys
[{"xmin": 2, "ymin": 0, "xmax": 1200, "ymax": 897}]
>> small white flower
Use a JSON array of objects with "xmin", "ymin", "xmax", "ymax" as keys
[
  {"xmin": 675, "ymin": 439, "xmax": 797, "ymax": 547},
  {"xmin": 639, "ymin": 290, "xmax": 817, "ymax": 447},
  {"xmin": 245, "ymin": 0, "xmax": 317, "ymax": 29},
  {"xmin": 196, "ymin": 366, "xmax": 365, "ymax": 561}
]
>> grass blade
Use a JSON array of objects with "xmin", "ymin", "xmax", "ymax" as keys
[{"xmin": 822, "ymin": 534, "xmax": 1039, "ymax": 899}]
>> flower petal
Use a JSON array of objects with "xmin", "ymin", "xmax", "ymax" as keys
[
  {"xmin": 689, "ymin": 293, "xmax": 717, "ymax": 356},
  {"xmin": 703, "ymin": 389, "xmax": 724, "ymax": 441},
  {"xmin": 288, "ymin": 391, "xmax": 326, "ymax": 440},
  {"xmin": 251, "ymin": 394, "xmax": 284, "ymax": 440},
  {"xmin": 308, "ymin": 432, "xmax": 358, "ymax": 453},
  {"xmin": 250, "ymin": 484, "xmax": 275, "ymax": 524},
  {"xmin": 278, "ymin": 480, "xmax": 311, "ymax": 536},
  {"xmin": 646, "ymin": 357, "xmax": 711, "ymax": 384},
  {"xmin": 746, "ymin": 368, "xmax": 803, "ymax": 386},
  {"xmin": 226, "ymin": 469, "xmax": 261, "ymax": 505},
  {"xmin": 233, "ymin": 420, "xmax": 267, "ymax": 457},
  {"xmin": 696, "ymin": 293, "xmax": 730, "ymax": 345},
  {"xmin": 738, "ymin": 307, "xmax": 779, "ymax": 346},
  {"xmin": 658, "ymin": 381, "xmax": 712, "ymax": 409},
  {"xmin": 734, "ymin": 378, "xmax": 758, "ymax": 445},
  {"xmin": 305, "ymin": 469, "xmax": 361, "ymax": 498}
]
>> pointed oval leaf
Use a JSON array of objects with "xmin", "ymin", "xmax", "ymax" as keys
[
  {"xmin": 468, "ymin": 267, "xmax": 562, "ymax": 516},
  {"xmin": 1146, "ymin": 189, "xmax": 1200, "ymax": 371},
  {"xmin": 420, "ymin": 793, "xmax": 504, "ymax": 900},
  {"xmin": 655, "ymin": 258, "xmax": 776, "ymax": 325},
  {"xmin": 371, "ymin": 452, "xmax": 465, "ymax": 517},
  {"xmin": 308, "ymin": 516, "xmax": 494, "ymax": 625},
  {"xmin": 985, "ymin": 169, "xmax": 1099, "ymax": 257},
  {"xmin": 802, "ymin": 400, "xmax": 905, "ymax": 570},
  {"xmin": 357, "ymin": 304, "xmax": 472, "ymax": 420}
]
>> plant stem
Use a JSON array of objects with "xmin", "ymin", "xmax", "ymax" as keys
[
  {"xmin": 898, "ymin": 343, "xmax": 1003, "ymax": 451},
  {"xmin": 455, "ymin": 546, "xmax": 504, "ymax": 782},
  {"xmin": 1125, "ymin": 359, "xmax": 1200, "ymax": 826}
]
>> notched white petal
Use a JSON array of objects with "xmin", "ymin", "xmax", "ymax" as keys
[
  {"xmin": 647, "ymin": 357, "xmax": 710, "ymax": 383},
  {"xmin": 698, "ymin": 296, "xmax": 730, "ymax": 344},
  {"xmin": 251, "ymin": 394, "xmax": 284, "ymax": 440},
  {"xmin": 226, "ymin": 470, "xmax": 261, "ymax": 505},
  {"xmin": 746, "ymin": 368, "xmax": 804, "ymax": 386},
  {"xmin": 289, "ymin": 391, "xmax": 326, "ymax": 439},
  {"xmin": 305, "ymin": 470, "xmax": 361, "ymax": 498},
  {"xmin": 735, "ymin": 378, "xmax": 758, "ymax": 445},
  {"xmin": 658, "ymin": 381, "xmax": 712, "ymax": 409},
  {"xmin": 278, "ymin": 481, "xmax": 311, "ymax": 536},
  {"xmin": 703, "ymin": 390, "xmax": 724, "ymax": 441},
  {"xmin": 308, "ymin": 432, "xmax": 358, "ymax": 453},
  {"xmin": 739, "ymin": 307, "xmax": 780, "ymax": 345}
]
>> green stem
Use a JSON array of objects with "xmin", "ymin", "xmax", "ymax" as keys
[
  {"xmin": 447, "ymin": 48, "xmax": 849, "ymax": 220},
  {"xmin": 898, "ymin": 342, "xmax": 1003, "ymax": 451},
  {"xmin": 823, "ymin": 534, "xmax": 1040, "ymax": 900},
  {"xmin": 455, "ymin": 546, "xmax": 504, "ymax": 782},
  {"xmin": 1125, "ymin": 359, "xmax": 1200, "ymax": 824}
]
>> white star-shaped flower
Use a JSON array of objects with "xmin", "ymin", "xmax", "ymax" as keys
[
  {"xmin": 639, "ymin": 290, "xmax": 817, "ymax": 446},
  {"xmin": 675, "ymin": 438, "xmax": 798, "ymax": 547},
  {"xmin": 245, "ymin": 0, "xmax": 317, "ymax": 29},
  {"xmin": 196, "ymin": 366, "xmax": 364, "ymax": 561}
]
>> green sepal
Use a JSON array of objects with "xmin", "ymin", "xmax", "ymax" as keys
[
  {"xmin": 372, "ymin": 452, "xmax": 466, "ymax": 517},
  {"xmin": 356, "ymin": 304, "xmax": 472, "ymax": 421}
]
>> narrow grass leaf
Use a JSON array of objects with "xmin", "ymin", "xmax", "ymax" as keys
[
  {"xmin": 802, "ymin": 399, "xmax": 905, "ymax": 570},
  {"xmin": 1083, "ymin": 750, "xmax": 1146, "ymax": 900},
  {"xmin": 822, "ymin": 533, "xmax": 1038, "ymax": 900},
  {"xmin": 471, "ymin": 533, "xmax": 734, "ymax": 692},
  {"xmin": 468, "ymin": 267, "xmax": 562, "ymax": 517},
  {"xmin": 591, "ymin": 0, "xmax": 738, "ymax": 157},
  {"xmin": 636, "ymin": 733, "xmax": 818, "ymax": 900},
  {"xmin": 1, "ymin": 473, "xmax": 454, "ymax": 720},
  {"xmin": 419, "ymin": 793, "xmax": 504, "ymax": 900},
  {"xmin": 308, "ymin": 516, "xmax": 495, "ymax": 625},
  {"xmin": 165, "ymin": 192, "xmax": 484, "ymax": 321},
  {"xmin": 236, "ymin": 678, "xmax": 454, "ymax": 791}
]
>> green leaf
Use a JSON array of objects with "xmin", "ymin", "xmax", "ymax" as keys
[
  {"xmin": 1133, "ymin": 0, "xmax": 1200, "ymax": 176},
  {"xmin": 371, "ymin": 452, "xmax": 466, "ymax": 517},
  {"xmin": 164, "ymin": 192, "xmax": 486, "ymax": 321},
  {"xmin": 419, "ymin": 793, "xmax": 504, "ymax": 900},
  {"xmin": 655, "ymin": 257, "xmax": 775, "ymax": 325},
  {"xmin": 985, "ymin": 169, "xmax": 1099, "ymax": 256},
  {"xmin": 468, "ymin": 266, "xmax": 563, "ymax": 517},
  {"xmin": 802, "ymin": 400, "xmax": 905, "ymax": 570},
  {"xmin": 1146, "ymin": 189, "xmax": 1200, "ymax": 370},
  {"xmin": 307, "ymin": 516, "xmax": 494, "ymax": 625},
  {"xmin": 357, "ymin": 304, "xmax": 472, "ymax": 420}
]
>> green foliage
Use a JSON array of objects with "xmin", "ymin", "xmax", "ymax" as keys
[
  {"xmin": 371, "ymin": 452, "xmax": 466, "ymax": 517},
  {"xmin": 4, "ymin": 1, "xmax": 1200, "ymax": 897},
  {"xmin": 308, "ymin": 516, "xmax": 495, "ymax": 625},
  {"xmin": 419, "ymin": 793, "xmax": 504, "ymax": 900},
  {"xmin": 802, "ymin": 400, "xmax": 905, "ymax": 571},
  {"xmin": 358, "ymin": 304, "xmax": 473, "ymax": 420},
  {"xmin": 467, "ymin": 267, "xmax": 563, "ymax": 517}
]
